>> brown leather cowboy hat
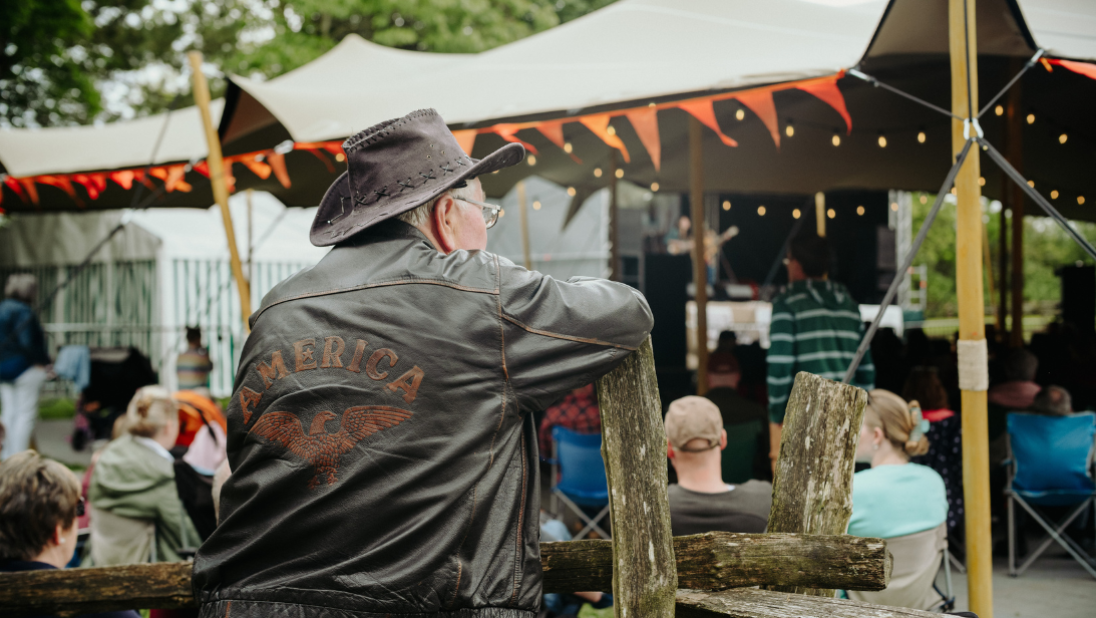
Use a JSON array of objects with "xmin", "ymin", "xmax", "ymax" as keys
[{"xmin": 310, "ymin": 108, "xmax": 524, "ymax": 247}]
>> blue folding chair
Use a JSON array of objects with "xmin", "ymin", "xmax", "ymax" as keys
[
  {"xmin": 1005, "ymin": 412, "xmax": 1096, "ymax": 579},
  {"xmin": 549, "ymin": 426, "xmax": 610, "ymax": 539}
]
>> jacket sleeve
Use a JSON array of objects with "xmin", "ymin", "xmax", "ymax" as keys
[
  {"xmin": 497, "ymin": 258, "xmax": 654, "ymax": 413},
  {"xmin": 766, "ymin": 296, "xmax": 795, "ymax": 424}
]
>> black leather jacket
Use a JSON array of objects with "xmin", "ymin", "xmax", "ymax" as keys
[{"xmin": 193, "ymin": 221, "xmax": 653, "ymax": 618}]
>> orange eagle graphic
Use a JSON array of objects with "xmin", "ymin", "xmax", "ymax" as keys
[{"xmin": 250, "ymin": 405, "xmax": 413, "ymax": 488}]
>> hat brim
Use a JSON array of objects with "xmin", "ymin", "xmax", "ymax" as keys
[{"xmin": 311, "ymin": 142, "xmax": 525, "ymax": 247}]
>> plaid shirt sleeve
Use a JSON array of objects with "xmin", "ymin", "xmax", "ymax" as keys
[{"xmin": 767, "ymin": 295, "xmax": 796, "ymax": 424}]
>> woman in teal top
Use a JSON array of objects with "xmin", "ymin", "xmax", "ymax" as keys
[{"xmin": 848, "ymin": 389, "xmax": 948, "ymax": 539}]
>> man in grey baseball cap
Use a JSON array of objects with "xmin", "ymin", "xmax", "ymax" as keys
[
  {"xmin": 195, "ymin": 109, "xmax": 654, "ymax": 618},
  {"xmin": 664, "ymin": 396, "xmax": 772, "ymax": 536}
]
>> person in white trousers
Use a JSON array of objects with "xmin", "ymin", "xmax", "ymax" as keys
[{"xmin": 0, "ymin": 274, "xmax": 51, "ymax": 460}]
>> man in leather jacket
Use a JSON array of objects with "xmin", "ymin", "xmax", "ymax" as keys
[{"xmin": 193, "ymin": 109, "xmax": 654, "ymax": 618}]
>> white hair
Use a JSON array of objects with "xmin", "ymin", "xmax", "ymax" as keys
[
  {"xmin": 4, "ymin": 274, "xmax": 37, "ymax": 304},
  {"xmin": 397, "ymin": 181, "xmax": 481, "ymax": 228}
]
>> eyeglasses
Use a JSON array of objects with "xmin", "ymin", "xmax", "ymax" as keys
[
  {"xmin": 76, "ymin": 497, "xmax": 85, "ymax": 517},
  {"xmin": 455, "ymin": 197, "xmax": 502, "ymax": 229}
]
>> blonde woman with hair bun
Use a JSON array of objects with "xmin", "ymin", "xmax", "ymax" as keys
[
  {"xmin": 847, "ymin": 389, "xmax": 948, "ymax": 541},
  {"xmin": 88, "ymin": 386, "xmax": 198, "ymax": 566}
]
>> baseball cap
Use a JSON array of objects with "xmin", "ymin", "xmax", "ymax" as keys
[{"xmin": 664, "ymin": 396, "xmax": 723, "ymax": 452}]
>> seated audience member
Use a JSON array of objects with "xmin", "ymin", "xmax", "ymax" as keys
[
  {"xmin": 538, "ymin": 383, "xmax": 600, "ymax": 457},
  {"xmin": 0, "ymin": 451, "xmax": 139, "ymax": 618},
  {"xmin": 987, "ymin": 349, "xmax": 1041, "ymax": 455},
  {"xmin": 664, "ymin": 396, "xmax": 772, "ymax": 535},
  {"xmin": 1030, "ymin": 384, "xmax": 1072, "ymax": 416},
  {"xmin": 705, "ymin": 351, "xmax": 770, "ymax": 482},
  {"xmin": 849, "ymin": 390, "xmax": 947, "ymax": 539},
  {"xmin": 88, "ymin": 386, "xmax": 199, "ymax": 565},
  {"xmin": 903, "ymin": 368, "xmax": 963, "ymax": 541},
  {"xmin": 847, "ymin": 390, "xmax": 948, "ymax": 610}
]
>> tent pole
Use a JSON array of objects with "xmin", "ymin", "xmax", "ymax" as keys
[
  {"xmin": 948, "ymin": 3, "xmax": 993, "ymax": 618},
  {"xmin": 998, "ymin": 182, "xmax": 1008, "ymax": 342},
  {"xmin": 517, "ymin": 181, "xmax": 532, "ymax": 270},
  {"xmin": 609, "ymin": 150, "xmax": 620, "ymax": 281},
  {"xmin": 189, "ymin": 51, "xmax": 252, "ymax": 333},
  {"xmin": 689, "ymin": 117, "xmax": 708, "ymax": 395},
  {"xmin": 814, "ymin": 192, "xmax": 826, "ymax": 237},
  {"xmin": 1006, "ymin": 59, "xmax": 1025, "ymax": 348}
]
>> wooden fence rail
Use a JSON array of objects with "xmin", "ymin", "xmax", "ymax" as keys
[{"xmin": 0, "ymin": 533, "xmax": 890, "ymax": 618}]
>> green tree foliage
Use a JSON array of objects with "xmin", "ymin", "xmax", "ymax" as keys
[
  {"xmin": 3, "ymin": 0, "xmax": 617, "ymax": 127},
  {"xmin": 911, "ymin": 192, "xmax": 1096, "ymax": 318}
]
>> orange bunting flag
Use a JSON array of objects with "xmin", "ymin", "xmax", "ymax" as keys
[
  {"xmin": 18, "ymin": 178, "xmax": 40, "ymax": 205},
  {"xmin": 677, "ymin": 100, "xmax": 738, "ymax": 148},
  {"xmin": 578, "ymin": 115, "xmax": 630, "ymax": 162},
  {"xmin": 733, "ymin": 89, "xmax": 780, "ymax": 148},
  {"xmin": 72, "ymin": 174, "xmax": 107, "ymax": 200},
  {"xmin": 452, "ymin": 130, "xmax": 477, "ymax": 156},
  {"xmin": 4, "ymin": 176, "xmax": 28, "ymax": 203},
  {"xmin": 37, "ymin": 175, "xmax": 82, "ymax": 207},
  {"xmin": 192, "ymin": 161, "xmax": 210, "ymax": 177},
  {"xmin": 165, "ymin": 165, "xmax": 192, "ymax": 193},
  {"xmin": 1050, "ymin": 59, "xmax": 1096, "ymax": 81},
  {"xmin": 239, "ymin": 156, "xmax": 273, "ymax": 180},
  {"xmin": 795, "ymin": 77, "xmax": 852, "ymax": 134},
  {"xmin": 110, "ymin": 170, "xmax": 136, "ymax": 190},
  {"xmin": 624, "ymin": 108, "xmax": 661, "ymax": 172},
  {"xmin": 266, "ymin": 151, "xmax": 292, "ymax": 189},
  {"xmin": 491, "ymin": 124, "xmax": 539, "ymax": 155},
  {"xmin": 537, "ymin": 122, "xmax": 582, "ymax": 163}
]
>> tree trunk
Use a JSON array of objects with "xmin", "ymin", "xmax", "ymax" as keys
[
  {"xmin": 676, "ymin": 588, "xmax": 942, "ymax": 618},
  {"xmin": 766, "ymin": 372, "xmax": 868, "ymax": 597},
  {"xmin": 596, "ymin": 336, "xmax": 678, "ymax": 617}
]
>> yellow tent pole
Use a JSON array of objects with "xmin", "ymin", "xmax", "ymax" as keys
[
  {"xmin": 948, "ymin": 2, "xmax": 993, "ymax": 617},
  {"xmin": 189, "ymin": 51, "xmax": 252, "ymax": 333},
  {"xmin": 815, "ymin": 192, "xmax": 826, "ymax": 237},
  {"xmin": 517, "ymin": 181, "xmax": 532, "ymax": 270},
  {"xmin": 689, "ymin": 117, "xmax": 708, "ymax": 395}
]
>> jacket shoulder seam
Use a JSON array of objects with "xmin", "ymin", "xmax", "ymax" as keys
[
  {"xmin": 252, "ymin": 278, "xmax": 499, "ymax": 324},
  {"xmin": 499, "ymin": 313, "xmax": 638, "ymax": 351}
]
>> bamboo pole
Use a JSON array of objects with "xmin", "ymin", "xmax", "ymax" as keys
[
  {"xmin": 815, "ymin": 192, "xmax": 826, "ymax": 238},
  {"xmin": 948, "ymin": 2, "xmax": 993, "ymax": 617},
  {"xmin": 1007, "ymin": 59, "xmax": 1025, "ymax": 348},
  {"xmin": 189, "ymin": 51, "xmax": 252, "ymax": 333},
  {"xmin": 517, "ymin": 180, "xmax": 532, "ymax": 270},
  {"xmin": 609, "ymin": 150, "xmax": 620, "ymax": 281},
  {"xmin": 689, "ymin": 118, "xmax": 709, "ymax": 394}
]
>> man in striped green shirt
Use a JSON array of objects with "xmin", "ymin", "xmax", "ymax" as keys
[{"xmin": 766, "ymin": 234, "xmax": 875, "ymax": 468}]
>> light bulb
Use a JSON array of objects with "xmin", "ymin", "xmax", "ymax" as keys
[
  {"xmin": 758, "ymin": 206, "xmax": 766, "ymax": 216},
  {"xmin": 785, "ymin": 124, "xmax": 794, "ymax": 138},
  {"xmin": 917, "ymin": 131, "xmax": 926, "ymax": 144},
  {"xmin": 978, "ymin": 177, "xmax": 985, "ymax": 187},
  {"xmin": 722, "ymin": 200, "xmax": 731, "ymax": 211},
  {"xmin": 533, "ymin": 201, "xmax": 542, "ymax": 210},
  {"xmin": 650, "ymin": 182, "xmax": 660, "ymax": 192},
  {"xmin": 920, "ymin": 194, "xmax": 928, "ymax": 204},
  {"xmin": 1051, "ymin": 190, "xmax": 1059, "ymax": 199},
  {"xmin": 1026, "ymin": 113, "xmax": 1035, "ymax": 124},
  {"xmin": 856, "ymin": 206, "xmax": 865, "ymax": 216},
  {"xmin": 606, "ymin": 125, "xmax": 616, "ymax": 136},
  {"xmin": 792, "ymin": 208, "xmax": 801, "ymax": 219},
  {"xmin": 1079, "ymin": 196, "xmax": 1087, "ymax": 205},
  {"xmin": 1027, "ymin": 180, "xmax": 1035, "ymax": 188},
  {"xmin": 335, "ymin": 153, "xmax": 346, "ymax": 162},
  {"xmin": 1059, "ymin": 133, "xmax": 1068, "ymax": 144},
  {"xmin": 878, "ymin": 134, "xmax": 888, "ymax": 148},
  {"xmin": 995, "ymin": 105, "xmax": 1004, "ymax": 116},
  {"xmin": 566, "ymin": 187, "xmax": 576, "ymax": 196},
  {"xmin": 527, "ymin": 155, "xmax": 536, "ymax": 166},
  {"xmin": 563, "ymin": 142, "xmax": 573, "ymax": 153},
  {"xmin": 736, "ymin": 108, "xmax": 745, "ymax": 121},
  {"xmin": 890, "ymin": 202, "xmax": 899, "ymax": 212},
  {"xmin": 593, "ymin": 168, "xmax": 602, "ymax": 178},
  {"xmin": 615, "ymin": 168, "xmax": 624, "ymax": 179},
  {"xmin": 832, "ymin": 134, "xmax": 841, "ymax": 147},
  {"xmin": 827, "ymin": 208, "xmax": 836, "ymax": 219}
]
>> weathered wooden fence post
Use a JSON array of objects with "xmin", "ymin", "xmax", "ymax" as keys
[
  {"xmin": 596, "ymin": 336, "xmax": 678, "ymax": 617},
  {"xmin": 765, "ymin": 371, "xmax": 869, "ymax": 597}
]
